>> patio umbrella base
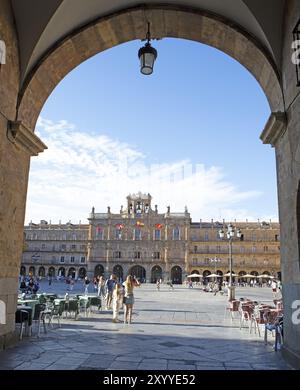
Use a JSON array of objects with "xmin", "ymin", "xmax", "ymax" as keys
[{"xmin": 228, "ymin": 286, "xmax": 236, "ymax": 301}]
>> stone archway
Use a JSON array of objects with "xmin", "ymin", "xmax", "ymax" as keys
[
  {"xmin": 113, "ymin": 265, "xmax": 123, "ymax": 282},
  {"xmin": 28, "ymin": 266, "xmax": 35, "ymax": 276},
  {"xmin": 151, "ymin": 265, "xmax": 163, "ymax": 283},
  {"xmin": 38, "ymin": 266, "xmax": 45, "ymax": 277},
  {"xmin": 3, "ymin": 1, "xmax": 300, "ymax": 367},
  {"xmin": 20, "ymin": 266, "xmax": 26, "ymax": 276},
  {"xmin": 58, "ymin": 267, "xmax": 65, "ymax": 277},
  {"xmin": 171, "ymin": 266, "xmax": 182, "ymax": 284},
  {"xmin": 16, "ymin": 5, "xmax": 284, "ymax": 134},
  {"xmin": 94, "ymin": 264, "xmax": 104, "ymax": 277},
  {"xmin": 190, "ymin": 269, "xmax": 200, "ymax": 282},
  {"xmin": 129, "ymin": 265, "xmax": 146, "ymax": 282},
  {"xmin": 48, "ymin": 267, "xmax": 55, "ymax": 277},
  {"xmin": 68, "ymin": 267, "xmax": 76, "ymax": 279},
  {"xmin": 78, "ymin": 267, "xmax": 86, "ymax": 279}
]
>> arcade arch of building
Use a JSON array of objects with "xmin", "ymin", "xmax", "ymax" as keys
[{"xmin": 0, "ymin": 1, "xmax": 300, "ymax": 368}]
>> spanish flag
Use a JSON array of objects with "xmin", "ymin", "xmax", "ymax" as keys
[
  {"xmin": 155, "ymin": 223, "xmax": 163, "ymax": 229},
  {"xmin": 136, "ymin": 221, "xmax": 144, "ymax": 227}
]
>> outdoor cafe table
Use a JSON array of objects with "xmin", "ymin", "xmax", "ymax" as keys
[{"xmin": 17, "ymin": 299, "xmax": 39, "ymax": 318}]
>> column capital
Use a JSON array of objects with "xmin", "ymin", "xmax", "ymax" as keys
[
  {"xmin": 7, "ymin": 120, "xmax": 47, "ymax": 156},
  {"xmin": 260, "ymin": 112, "xmax": 287, "ymax": 147}
]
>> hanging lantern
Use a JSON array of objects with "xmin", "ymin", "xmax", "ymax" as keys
[{"xmin": 138, "ymin": 22, "xmax": 157, "ymax": 75}]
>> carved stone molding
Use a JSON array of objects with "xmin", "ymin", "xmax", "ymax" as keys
[
  {"xmin": 7, "ymin": 121, "xmax": 47, "ymax": 156},
  {"xmin": 260, "ymin": 112, "xmax": 287, "ymax": 147}
]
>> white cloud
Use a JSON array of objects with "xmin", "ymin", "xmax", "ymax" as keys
[{"xmin": 25, "ymin": 118, "xmax": 270, "ymax": 224}]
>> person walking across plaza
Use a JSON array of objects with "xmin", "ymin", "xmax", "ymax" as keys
[
  {"xmin": 83, "ymin": 276, "xmax": 90, "ymax": 295},
  {"xmin": 123, "ymin": 275, "xmax": 140, "ymax": 324},
  {"xmin": 112, "ymin": 283, "xmax": 124, "ymax": 323},
  {"xmin": 105, "ymin": 274, "xmax": 117, "ymax": 310},
  {"xmin": 98, "ymin": 275, "xmax": 106, "ymax": 299},
  {"xmin": 156, "ymin": 279, "xmax": 160, "ymax": 291}
]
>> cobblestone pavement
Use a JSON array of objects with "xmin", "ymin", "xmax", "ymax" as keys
[{"xmin": 0, "ymin": 284, "xmax": 290, "ymax": 370}]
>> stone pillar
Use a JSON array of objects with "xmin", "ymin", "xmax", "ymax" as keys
[
  {"xmin": 0, "ymin": 0, "xmax": 47, "ymax": 348},
  {"xmin": 0, "ymin": 121, "xmax": 46, "ymax": 347},
  {"xmin": 260, "ymin": 0, "xmax": 300, "ymax": 369}
]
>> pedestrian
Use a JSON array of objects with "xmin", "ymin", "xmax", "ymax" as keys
[
  {"xmin": 93, "ymin": 277, "xmax": 98, "ymax": 292},
  {"xmin": 105, "ymin": 274, "xmax": 117, "ymax": 310},
  {"xmin": 112, "ymin": 283, "xmax": 124, "ymax": 323},
  {"xmin": 123, "ymin": 275, "xmax": 140, "ymax": 324},
  {"xmin": 156, "ymin": 279, "xmax": 160, "ymax": 291},
  {"xmin": 167, "ymin": 279, "xmax": 174, "ymax": 290},
  {"xmin": 83, "ymin": 276, "xmax": 90, "ymax": 295},
  {"xmin": 20, "ymin": 278, "xmax": 26, "ymax": 293},
  {"xmin": 98, "ymin": 275, "xmax": 106, "ymax": 299},
  {"xmin": 271, "ymin": 279, "xmax": 277, "ymax": 295},
  {"xmin": 70, "ymin": 278, "xmax": 75, "ymax": 291}
]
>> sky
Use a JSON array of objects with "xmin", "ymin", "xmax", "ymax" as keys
[{"xmin": 25, "ymin": 38, "xmax": 278, "ymax": 224}]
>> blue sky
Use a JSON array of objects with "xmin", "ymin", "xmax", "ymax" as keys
[{"xmin": 25, "ymin": 38, "xmax": 278, "ymax": 224}]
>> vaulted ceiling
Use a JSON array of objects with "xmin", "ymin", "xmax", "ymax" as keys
[{"xmin": 11, "ymin": 0, "xmax": 285, "ymax": 84}]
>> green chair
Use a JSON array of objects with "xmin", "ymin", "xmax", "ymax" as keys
[
  {"xmin": 79, "ymin": 298, "xmax": 90, "ymax": 317},
  {"xmin": 89, "ymin": 297, "xmax": 101, "ymax": 312},
  {"xmin": 65, "ymin": 300, "xmax": 79, "ymax": 319}
]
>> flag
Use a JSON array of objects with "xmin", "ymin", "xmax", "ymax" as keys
[
  {"xmin": 155, "ymin": 223, "xmax": 163, "ymax": 229},
  {"xmin": 116, "ymin": 224, "xmax": 124, "ymax": 229},
  {"xmin": 136, "ymin": 221, "xmax": 144, "ymax": 227},
  {"xmin": 96, "ymin": 226, "xmax": 102, "ymax": 232}
]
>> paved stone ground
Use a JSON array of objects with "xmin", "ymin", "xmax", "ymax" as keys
[{"xmin": 0, "ymin": 284, "xmax": 290, "ymax": 370}]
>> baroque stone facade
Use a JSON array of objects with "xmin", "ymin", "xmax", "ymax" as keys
[{"xmin": 21, "ymin": 193, "xmax": 280, "ymax": 284}]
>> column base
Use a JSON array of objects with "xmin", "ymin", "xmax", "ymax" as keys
[{"xmin": 0, "ymin": 330, "xmax": 19, "ymax": 351}]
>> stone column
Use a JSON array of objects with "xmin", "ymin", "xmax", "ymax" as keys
[
  {"xmin": 0, "ymin": 120, "xmax": 46, "ymax": 347},
  {"xmin": 260, "ymin": 0, "xmax": 300, "ymax": 369}
]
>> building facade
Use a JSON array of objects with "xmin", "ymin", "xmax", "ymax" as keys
[{"xmin": 21, "ymin": 193, "xmax": 280, "ymax": 283}]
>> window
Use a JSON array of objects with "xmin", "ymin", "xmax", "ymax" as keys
[
  {"xmin": 194, "ymin": 246, "xmax": 197, "ymax": 253},
  {"xmin": 240, "ymin": 246, "xmax": 245, "ymax": 253},
  {"xmin": 240, "ymin": 234, "xmax": 244, "ymax": 241},
  {"xmin": 252, "ymin": 246, "xmax": 256, "ymax": 253},
  {"xmin": 41, "ymin": 244, "xmax": 45, "ymax": 249},
  {"xmin": 80, "ymin": 244, "xmax": 86, "ymax": 250},
  {"xmin": 264, "ymin": 246, "xmax": 268, "ymax": 252},
  {"xmin": 204, "ymin": 232, "xmax": 209, "ymax": 241},
  {"xmin": 275, "ymin": 234, "xmax": 278, "ymax": 241},
  {"xmin": 96, "ymin": 227, "xmax": 103, "ymax": 240},
  {"xmin": 114, "ymin": 251, "xmax": 122, "ymax": 259},
  {"xmin": 60, "ymin": 256, "xmax": 65, "ymax": 263},
  {"xmin": 61, "ymin": 244, "xmax": 66, "ymax": 251},
  {"xmin": 115, "ymin": 229, "xmax": 122, "ymax": 240},
  {"xmin": 80, "ymin": 256, "xmax": 85, "ymax": 263},
  {"xmin": 71, "ymin": 244, "xmax": 76, "ymax": 250},
  {"xmin": 70, "ymin": 256, "xmax": 75, "ymax": 263},
  {"xmin": 152, "ymin": 252, "xmax": 160, "ymax": 259},
  {"xmin": 134, "ymin": 229, "xmax": 141, "ymax": 240},
  {"xmin": 252, "ymin": 233, "xmax": 256, "ymax": 241},
  {"xmin": 216, "ymin": 245, "xmax": 221, "ymax": 253},
  {"xmin": 154, "ymin": 230, "xmax": 161, "ymax": 240},
  {"xmin": 72, "ymin": 234, "xmax": 77, "ymax": 240},
  {"xmin": 173, "ymin": 227, "xmax": 180, "ymax": 240},
  {"xmin": 134, "ymin": 251, "xmax": 141, "ymax": 259},
  {"xmin": 192, "ymin": 258, "xmax": 197, "ymax": 265}
]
